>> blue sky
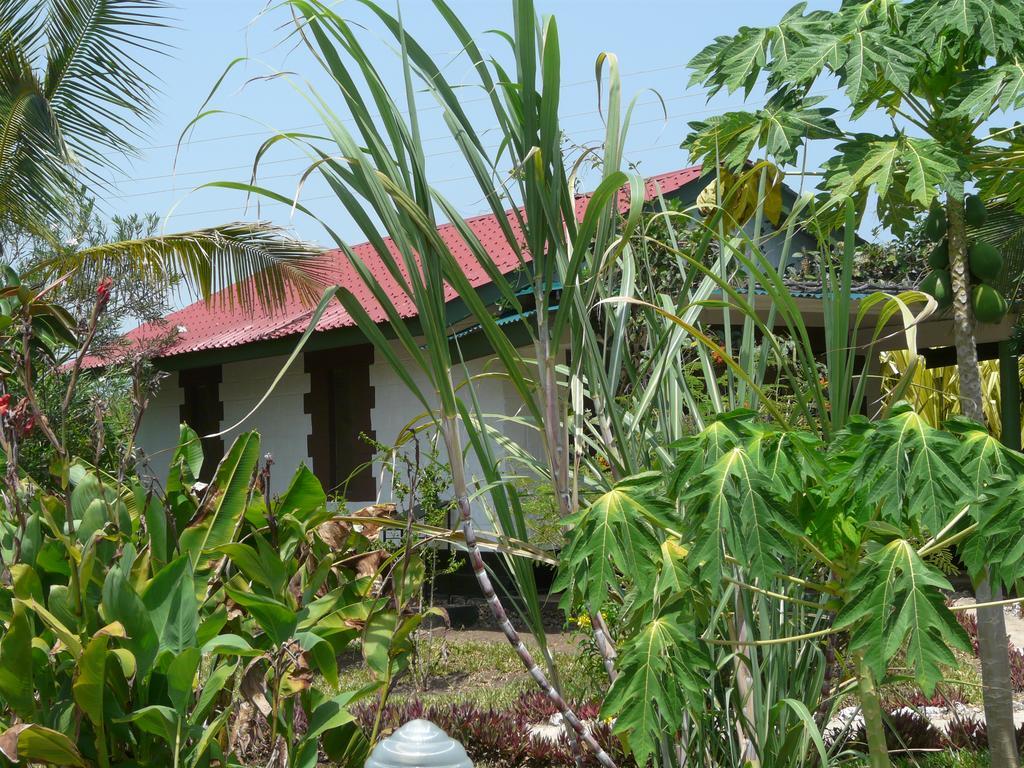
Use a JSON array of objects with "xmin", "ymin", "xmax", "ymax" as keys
[{"xmin": 103, "ymin": 0, "xmax": 844, "ymax": 248}]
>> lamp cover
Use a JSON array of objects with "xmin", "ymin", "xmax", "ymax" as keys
[{"xmin": 365, "ymin": 719, "xmax": 473, "ymax": 768}]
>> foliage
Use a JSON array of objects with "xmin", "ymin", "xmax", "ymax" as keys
[
  {"xmin": 0, "ymin": 258, "xmax": 434, "ymax": 766},
  {"xmin": 1, "ymin": 188, "xmax": 174, "ymax": 345},
  {"xmin": 687, "ymin": 3, "xmax": 1024, "ymax": 764},
  {"xmin": 685, "ymin": 0, "xmax": 1024, "ymax": 229},
  {"xmin": 0, "ymin": 2, "xmax": 327, "ymax": 312},
  {"xmin": 557, "ymin": 407, "xmax": 1024, "ymax": 766}
]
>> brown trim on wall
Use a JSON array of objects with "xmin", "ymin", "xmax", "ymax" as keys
[
  {"xmin": 303, "ymin": 345, "xmax": 376, "ymax": 500},
  {"xmin": 178, "ymin": 365, "xmax": 224, "ymax": 482}
]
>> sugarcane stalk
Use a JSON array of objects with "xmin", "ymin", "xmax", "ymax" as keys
[{"xmin": 441, "ymin": 414, "xmax": 618, "ymax": 768}]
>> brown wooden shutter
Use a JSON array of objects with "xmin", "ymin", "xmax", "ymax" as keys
[
  {"xmin": 178, "ymin": 366, "xmax": 224, "ymax": 482},
  {"xmin": 304, "ymin": 346, "xmax": 376, "ymax": 499}
]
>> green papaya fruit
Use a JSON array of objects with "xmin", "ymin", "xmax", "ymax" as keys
[
  {"xmin": 965, "ymin": 194, "xmax": 987, "ymax": 227},
  {"xmin": 920, "ymin": 269, "xmax": 952, "ymax": 309},
  {"xmin": 972, "ymin": 283, "xmax": 1008, "ymax": 323},
  {"xmin": 968, "ymin": 240, "xmax": 1003, "ymax": 281},
  {"xmin": 928, "ymin": 240, "xmax": 949, "ymax": 270},
  {"xmin": 925, "ymin": 201, "xmax": 946, "ymax": 242}
]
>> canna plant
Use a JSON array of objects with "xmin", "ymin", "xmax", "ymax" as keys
[
  {"xmin": 0, "ymin": 416, "xmax": 423, "ymax": 767},
  {"xmin": 0, "ymin": 269, "xmax": 430, "ymax": 766}
]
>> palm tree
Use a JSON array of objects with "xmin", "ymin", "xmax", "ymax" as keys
[{"xmin": 0, "ymin": 0, "xmax": 327, "ymax": 309}]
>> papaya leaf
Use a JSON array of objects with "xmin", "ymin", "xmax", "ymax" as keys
[
  {"xmin": 847, "ymin": 408, "xmax": 968, "ymax": 533},
  {"xmin": 600, "ymin": 610, "xmax": 707, "ymax": 766},
  {"xmin": 835, "ymin": 539, "xmax": 970, "ymax": 695},
  {"xmin": 685, "ymin": 444, "xmax": 795, "ymax": 586},
  {"xmin": 822, "ymin": 135, "xmax": 960, "ymax": 235},
  {"xmin": 557, "ymin": 473, "xmax": 671, "ymax": 612},
  {"xmin": 962, "ymin": 474, "xmax": 1024, "ymax": 591}
]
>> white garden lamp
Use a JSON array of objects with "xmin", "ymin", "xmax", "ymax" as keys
[{"xmin": 365, "ymin": 719, "xmax": 473, "ymax": 768}]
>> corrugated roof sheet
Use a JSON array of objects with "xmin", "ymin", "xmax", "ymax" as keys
[{"xmin": 89, "ymin": 166, "xmax": 704, "ymax": 366}]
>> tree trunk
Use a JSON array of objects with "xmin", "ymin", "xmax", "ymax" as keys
[
  {"xmin": 856, "ymin": 654, "xmax": 892, "ymax": 768},
  {"xmin": 947, "ymin": 194, "xmax": 1020, "ymax": 768}
]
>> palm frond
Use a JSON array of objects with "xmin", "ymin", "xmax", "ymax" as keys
[
  {"xmin": 41, "ymin": 221, "xmax": 331, "ymax": 312},
  {"xmin": 42, "ymin": 0, "xmax": 169, "ymax": 167},
  {"xmin": 0, "ymin": 7, "xmax": 70, "ymax": 234}
]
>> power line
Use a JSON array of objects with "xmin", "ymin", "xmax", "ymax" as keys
[
  {"xmin": 112, "ymin": 85, "xmax": 841, "ymax": 204},
  {"xmin": 111, "ymin": 91, "xmax": 687, "ymax": 188},
  {"xmin": 161, "ymin": 137, "xmax": 691, "ymax": 222},
  {"xmin": 133, "ymin": 62, "xmax": 689, "ymax": 152},
  {"xmin": 110, "ymin": 105, "xmax": 685, "ymax": 200}
]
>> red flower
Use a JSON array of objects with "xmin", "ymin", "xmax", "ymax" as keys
[
  {"xmin": 96, "ymin": 277, "xmax": 114, "ymax": 311},
  {"xmin": 0, "ymin": 394, "xmax": 9, "ymax": 417}
]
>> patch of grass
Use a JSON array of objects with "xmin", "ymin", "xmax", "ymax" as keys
[
  {"xmin": 335, "ymin": 634, "xmax": 606, "ymax": 710},
  {"xmin": 854, "ymin": 752, "xmax": 991, "ymax": 768}
]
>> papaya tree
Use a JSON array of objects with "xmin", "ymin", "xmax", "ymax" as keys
[{"xmin": 686, "ymin": 2, "xmax": 1024, "ymax": 764}]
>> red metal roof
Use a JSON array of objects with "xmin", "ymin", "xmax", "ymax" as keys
[{"xmin": 94, "ymin": 166, "xmax": 703, "ymax": 365}]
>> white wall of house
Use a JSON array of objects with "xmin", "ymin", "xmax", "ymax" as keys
[
  {"xmin": 219, "ymin": 355, "xmax": 313, "ymax": 496},
  {"xmin": 136, "ymin": 341, "xmax": 546, "ymax": 531},
  {"xmin": 136, "ymin": 373, "xmax": 184, "ymax": 486},
  {"xmin": 369, "ymin": 340, "xmax": 546, "ymax": 530}
]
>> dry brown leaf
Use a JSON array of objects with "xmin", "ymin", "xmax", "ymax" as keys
[
  {"xmin": 240, "ymin": 658, "xmax": 272, "ymax": 717},
  {"xmin": 316, "ymin": 519, "xmax": 350, "ymax": 549},
  {"xmin": 0, "ymin": 725, "xmax": 27, "ymax": 762},
  {"xmin": 351, "ymin": 549, "xmax": 388, "ymax": 580},
  {"xmin": 351, "ymin": 503, "xmax": 396, "ymax": 539}
]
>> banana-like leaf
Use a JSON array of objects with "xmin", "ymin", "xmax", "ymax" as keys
[{"xmin": 179, "ymin": 432, "xmax": 260, "ymax": 572}]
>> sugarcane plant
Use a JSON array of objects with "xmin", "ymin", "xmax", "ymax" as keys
[{"xmin": 190, "ymin": 0, "xmax": 960, "ymax": 764}]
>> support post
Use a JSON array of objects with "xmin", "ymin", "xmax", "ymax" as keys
[{"xmin": 999, "ymin": 340, "xmax": 1021, "ymax": 451}]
